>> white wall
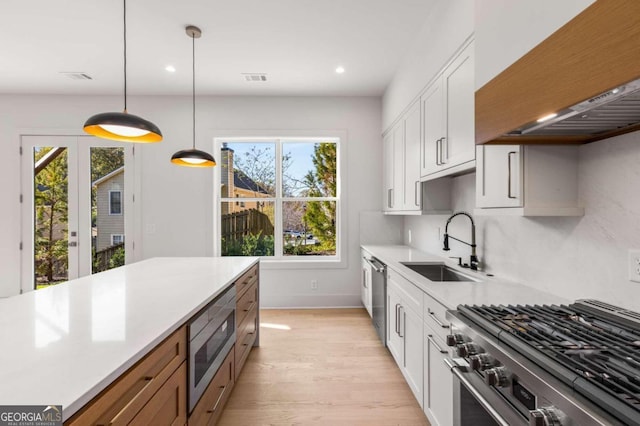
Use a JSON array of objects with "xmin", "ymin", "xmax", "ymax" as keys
[
  {"xmin": 404, "ymin": 131, "xmax": 640, "ymax": 311},
  {"xmin": 474, "ymin": 0, "xmax": 595, "ymax": 89},
  {"xmin": 0, "ymin": 94, "xmax": 382, "ymax": 307},
  {"xmin": 382, "ymin": 0, "xmax": 474, "ymax": 131}
]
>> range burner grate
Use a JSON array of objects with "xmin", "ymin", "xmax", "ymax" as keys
[{"xmin": 458, "ymin": 302, "xmax": 640, "ymax": 425}]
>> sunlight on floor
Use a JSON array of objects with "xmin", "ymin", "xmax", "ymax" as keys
[{"xmin": 260, "ymin": 322, "xmax": 291, "ymax": 331}]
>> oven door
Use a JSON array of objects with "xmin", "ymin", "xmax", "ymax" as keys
[{"xmin": 445, "ymin": 358, "xmax": 527, "ymax": 426}]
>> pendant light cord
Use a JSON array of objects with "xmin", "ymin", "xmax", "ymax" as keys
[
  {"xmin": 123, "ymin": 0, "xmax": 128, "ymax": 112},
  {"xmin": 192, "ymin": 31, "xmax": 196, "ymax": 149}
]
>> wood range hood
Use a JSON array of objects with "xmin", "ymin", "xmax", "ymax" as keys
[{"xmin": 476, "ymin": 0, "xmax": 640, "ymax": 145}]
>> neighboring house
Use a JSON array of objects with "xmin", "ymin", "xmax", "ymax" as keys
[
  {"xmin": 93, "ymin": 167, "xmax": 125, "ymax": 251},
  {"xmin": 220, "ymin": 145, "xmax": 270, "ymax": 215}
]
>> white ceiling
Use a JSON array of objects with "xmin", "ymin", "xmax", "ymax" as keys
[{"xmin": 0, "ymin": 0, "xmax": 434, "ymax": 96}]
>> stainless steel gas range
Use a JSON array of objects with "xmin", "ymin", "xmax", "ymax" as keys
[{"xmin": 445, "ymin": 300, "xmax": 640, "ymax": 426}]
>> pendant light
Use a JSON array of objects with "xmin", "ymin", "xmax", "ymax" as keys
[
  {"xmin": 83, "ymin": 0, "xmax": 162, "ymax": 143},
  {"xmin": 171, "ymin": 25, "xmax": 216, "ymax": 167}
]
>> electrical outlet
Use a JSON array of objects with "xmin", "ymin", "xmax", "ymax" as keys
[
  {"xmin": 629, "ymin": 249, "xmax": 640, "ymax": 283},
  {"xmin": 311, "ymin": 280, "xmax": 318, "ymax": 290}
]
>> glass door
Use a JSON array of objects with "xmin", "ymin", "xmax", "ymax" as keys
[{"xmin": 21, "ymin": 136, "xmax": 132, "ymax": 292}]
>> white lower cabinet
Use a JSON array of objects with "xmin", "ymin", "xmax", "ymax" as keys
[
  {"xmin": 423, "ymin": 325, "xmax": 453, "ymax": 426},
  {"xmin": 361, "ymin": 253, "xmax": 372, "ymax": 317},
  {"xmin": 387, "ymin": 271, "xmax": 424, "ymax": 407}
]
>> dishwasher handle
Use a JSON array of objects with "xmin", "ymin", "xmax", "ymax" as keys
[{"xmin": 364, "ymin": 257, "xmax": 386, "ymax": 273}]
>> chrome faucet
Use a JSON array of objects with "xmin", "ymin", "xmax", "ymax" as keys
[{"xmin": 443, "ymin": 211, "xmax": 479, "ymax": 270}]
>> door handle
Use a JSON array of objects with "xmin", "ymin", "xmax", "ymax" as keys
[
  {"xmin": 428, "ymin": 308, "xmax": 449, "ymax": 328},
  {"xmin": 395, "ymin": 303, "xmax": 400, "ymax": 335},
  {"xmin": 507, "ymin": 151, "xmax": 517, "ymax": 199},
  {"xmin": 435, "ymin": 138, "xmax": 442, "ymax": 165},
  {"xmin": 414, "ymin": 181, "xmax": 420, "ymax": 207},
  {"xmin": 428, "ymin": 334, "xmax": 447, "ymax": 354},
  {"xmin": 441, "ymin": 136, "xmax": 448, "ymax": 164},
  {"xmin": 398, "ymin": 306, "xmax": 404, "ymax": 338}
]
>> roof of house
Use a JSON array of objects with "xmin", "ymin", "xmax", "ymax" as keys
[
  {"xmin": 93, "ymin": 166, "xmax": 124, "ymax": 187},
  {"xmin": 234, "ymin": 169, "xmax": 269, "ymax": 194}
]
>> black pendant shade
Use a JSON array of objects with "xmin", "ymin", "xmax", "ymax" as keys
[
  {"xmin": 84, "ymin": 111, "xmax": 162, "ymax": 143},
  {"xmin": 83, "ymin": 0, "xmax": 162, "ymax": 143},
  {"xmin": 171, "ymin": 25, "xmax": 216, "ymax": 168},
  {"xmin": 171, "ymin": 148, "xmax": 216, "ymax": 167}
]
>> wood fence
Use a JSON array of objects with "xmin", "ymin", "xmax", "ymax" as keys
[
  {"xmin": 221, "ymin": 209, "xmax": 274, "ymax": 243},
  {"xmin": 94, "ymin": 242, "xmax": 124, "ymax": 273}
]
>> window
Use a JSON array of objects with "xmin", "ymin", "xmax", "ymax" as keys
[
  {"xmin": 111, "ymin": 234, "xmax": 124, "ymax": 245},
  {"xmin": 109, "ymin": 190, "xmax": 122, "ymax": 215},
  {"xmin": 216, "ymin": 137, "xmax": 341, "ymax": 261}
]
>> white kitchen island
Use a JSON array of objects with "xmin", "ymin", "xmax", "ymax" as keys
[{"xmin": 0, "ymin": 257, "xmax": 258, "ymax": 421}]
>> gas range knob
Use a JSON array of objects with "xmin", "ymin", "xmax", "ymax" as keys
[
  {"xmin": 446, "ymin": 333, "xmax": 465, "ymax": 347},
  {"xmin": 484, "ymin": 366, "xmax": 510, "ymax": 388},
  {"xmin": 456, "ymin": 342, "xmax": 483, "ymax": 358},
  {"xmin": 468, "ymin": 353, "xmax": 496, "ymax": 371},
  {"xmin": 529, "ymin": 407, "xmax": 566, "ymax": 426}
]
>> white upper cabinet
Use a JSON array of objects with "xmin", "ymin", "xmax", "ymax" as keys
[
  {"xmin": 421, "ymin": 40, "xmax": 475, "ymax": 180},
  {"xmin": 382, "ymin": 126, "xmax": 403, "ymax": 212},
  {"xmin": 383, "ymin": 100, "xmax": 424, "ymax": 214},
  {"xmin": 403, "ymin": 101, "xmax": 422, "ymax": 211},
  {"xmin": 476, "ymin": 145, "xmax": 584, "ymax": 216}
]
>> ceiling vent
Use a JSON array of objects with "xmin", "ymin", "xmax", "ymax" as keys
[
  {"xmin": 242, "ymin": 73, "xmax": 267, "ymax": 82},
  {"xmin": 60, "ymin": 72, "xmax": 93, "ymax": 80}
]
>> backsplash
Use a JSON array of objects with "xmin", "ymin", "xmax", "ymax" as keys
[{"xmin": 405, "ymin": 130, "xmax": 640, "ymax": 311}]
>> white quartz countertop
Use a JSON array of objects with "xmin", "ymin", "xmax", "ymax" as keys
[
  {"xmin": 0, "ymin": 256, "xmax": 258, "ymax": 420},
  {"xmin": 361, "ymin": 245, "xmax": 568, "ymax": 309}
]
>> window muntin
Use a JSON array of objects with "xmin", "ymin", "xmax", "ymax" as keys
[
  {"xmin": 109, "ymin": 190, "xmax": 122, "ymax": 215},
  {"xmin": 111, "ymin": 234, "xmax": 124, "ymax": 245},
  {"xmin": 218, "ymin": 138, "xmax": 339, "ymax": 259}
]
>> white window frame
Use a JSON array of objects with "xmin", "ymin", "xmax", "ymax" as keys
[
  {"xmin": 109, "ymin": 190, "xmax": 123, "ymax": 215},
  {"xmin": 111, "ymin": 234, "xmax": 125, "ymax": 245},
  {"xmin": 213, "ymin": 131, "xmax": 347, "ymax": 269}
]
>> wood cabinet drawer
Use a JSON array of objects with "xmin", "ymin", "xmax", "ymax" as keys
[
  {"xmin": 188, "ymin": 348, "xmax": 235, "ymax": 426},
  {"xmin": 66, "ymin": 326, "xmax": 187, "ymax": 426},
  {"xmin": 235, "ymin": 264, "xmax": 258, "ymax": 300},
  {"xmin": 423, "ymin": 293, "xmax": 450, "ymax": 341},
  {"xmin": 235, "ymin": 304, "xmax": 258, "ymax": 380},
  {"xmin": 130, "ymin": 361, "xmax": 187, "ymax": 426},
  {"xmin": 236, "ymin": 281, "xmax": 257, "ymax": 328}
]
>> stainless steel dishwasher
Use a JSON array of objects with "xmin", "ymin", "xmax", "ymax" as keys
[{"xmin": 365, "ymin": 256, "xmax": 387, "ymax": 346}]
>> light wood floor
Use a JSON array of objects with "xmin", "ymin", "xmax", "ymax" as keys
[{"xmin": 218, "ymin": 308, "xmax": 430, "ymax": 426}]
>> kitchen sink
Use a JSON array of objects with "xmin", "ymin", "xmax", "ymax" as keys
[{"xmin": 400, "ymin": 262, "xmax": 481, "ymax": 282}]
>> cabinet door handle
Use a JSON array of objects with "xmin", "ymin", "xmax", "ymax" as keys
[
  {"xmin": 207, "ymin": 384, "xmax": 228, "ymax": 414},
  {"xmin": 428, "ymin": 308, "xmax": 449, "ymax": 328},
  {"xmin": 507, "ymin": 151, "xmax": 517, "ymax": 199},
  {"xmin": 441, "ymin": 136, "xmax": 448, "ymax": 164},
  {"xmin": 387, "ymin": 188, "xmax": 392, "ymax": 208},
  {"xmin": 109, "ymin": 376, "xmax": 154, "ymax": 424},
  {"xmin": 435, "ymin": 138, "xmax": 441, "ymax": 165},
  {"xmin": 399, "ymin": 306, "xmax": 404, "ymax": 338},
  {"xmin": 395, "ymin": 303, "xmax": 400, "ymax": 335},
  {"xmin": 414, "ymin": 181, "xmax": 421, "ymax": 206},
  {"xmin": 362, "ymin": 268, "xmax": 367, "ymax": 288},
  {"xmin": 428, "ymin": 334, "xmax": 448, "ymax": 354}
]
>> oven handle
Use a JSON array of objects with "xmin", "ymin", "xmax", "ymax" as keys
[{"xmin": 444, "ymin": 357, "xmax": 510, "ymax": 426}]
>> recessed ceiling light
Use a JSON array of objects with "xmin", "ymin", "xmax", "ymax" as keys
[
  {"xmin": 335, "ymin": 66, "xmax": 345, "ymax": 74},
  {"xmin": 165, "ymin": 65, "xmax": 176, "ymax": 73},
  {"xmin": 536, "ymin": 112, "xmax": 558, "ymax": 123}
]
